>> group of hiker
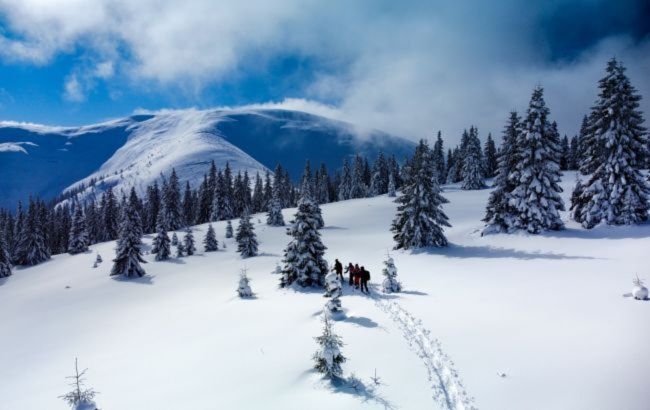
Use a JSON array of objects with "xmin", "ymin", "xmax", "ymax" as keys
[{"xmin": 332, "ymin": 259, "xmax": 371, "ymax": 294}]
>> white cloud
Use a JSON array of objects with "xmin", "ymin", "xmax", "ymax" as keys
[{"xmin": 0, "ymin": 1, "xmax": 648, "ymax": 145}]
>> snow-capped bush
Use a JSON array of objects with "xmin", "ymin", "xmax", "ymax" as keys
[
  {"xmin": 381, "ymin": 256, "xmax": 402, "ymax": 293},
  {"xmin": 313, "ymin": 315, "xmax": 345, "ymax": 379},
  {"xmin": 238, "ymin": 271, "xmax": 253, "ymax": 298},
  {"xmin": 324, "ymin": 272, "xmax": 343, "ymax": 313},
  {"xmin": 632, "ymin": 276, "xmax": 648, "ymax": 300}
]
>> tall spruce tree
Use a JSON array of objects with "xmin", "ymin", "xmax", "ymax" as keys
[
  {"xmin": 68, "ymin": 204, "xmax": 89, "ymax": 255},
  {"xmin": 14, "ymin": 198, "xmax": 51, "ymax": 266},
  {"xmin": 153, "ymin": 216, "xmax": 172, "ymax": 262},
  {"xmin": 461, "ymin": 126, "xmax": 486, "ymax": 190},
  {"xmin": 349, "ymin": 155, "xmax": 368, "ymax": 199},
  {"xmin": 162, "ymin": 169, "xmax": 184, "ymax": 230},
  {"xmin": 483, "ymin": 133, "xmax": 498, "ymax": 179},
  {"xmin": 573, "ymin": 59, "xmax": 649, "ymax": 228},
  {"xmin": 483, "ymin": 112, "xmax": 523, "ymax": 234},
  {"xmin": 433, "ymin": 131, "xmax": 447, "ymax": 184},
  {"xmin": 183, "ymin": 227, "xmax": 196, "ymax": 256},
  {"xmin": 509, "ymin": 86, "xmax": 565, "ymax": 233},
  {"xmin": 236, "ymin": 209, "xmax": 258, "ymax": 258},
  {"xmin": 280, "ymin": 192, "xmax": 328, "ymax": 287},
  {"xmin": 391, "ymin": 139, "xmax": 451, "ymax": 249},
  {"xmin": 101, "ymin": 187, "xmax": 119, "ymax": 241},
  {"xmin": 338, "ymin": 159, "xmax": 352, "ymax": 201},
  {"xmin": 111, "ymin": 188, "xmax": 146, "ymax": 278}
]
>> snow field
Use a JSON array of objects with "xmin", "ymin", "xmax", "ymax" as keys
[{"xmin": 2, "ymin": 171, "xmax": 649, "ymax": 409}]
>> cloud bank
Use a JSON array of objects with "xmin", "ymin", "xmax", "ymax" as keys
[{"xmin": 0, "ymin": 0, "xmax": 648, "ymax": 145}]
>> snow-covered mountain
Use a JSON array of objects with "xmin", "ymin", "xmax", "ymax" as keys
[{"xmin": 0, "ymin": 109, "xmax": 415, "ymax": 209}]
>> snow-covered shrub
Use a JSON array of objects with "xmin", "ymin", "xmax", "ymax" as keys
[
  {"xmin": 632, "ymin": 276, "xmax": 648, "ymax": 300},
  {"xmin": 203, "ymin": 224, "xmax": 219, "ymax": 252},
  {"xmin": 381, "ymin": 256, "xmax": 402, "ymax": 293},
  {"xmin": 324, "ymin": 272, "xmax": 342, "ymax": 313},
  {"xmin": 238, "ymin": 271, "xmax": 253, "ymax": 298},
  {"xmin": 95, "ymin": 254, "xmax": 102, "ymax": 263},
  {"xmin": 225, "ymin": 220, "xmax": 233, "ymax": 238},
  {"xmin": 171, "ymin": 232, "xmax": 179, "ymax": 246},
  {"xmin": 313, "ymin": 315, "xmax": 346, "ymax": 379}
]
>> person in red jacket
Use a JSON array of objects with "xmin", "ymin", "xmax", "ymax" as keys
[
  {"xmin": 353, "ymin": 263, "xmax": 361, "ymax": 289},
  {"xmin": 345, "ymin": 263, "xmax": 354, "ymax": 286}
]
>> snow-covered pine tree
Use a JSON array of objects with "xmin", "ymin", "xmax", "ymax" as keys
[
  {"xmin": 225, "ymin": 220, "xmax": 233, "ymax": 238},
  {"xmin": 0, "ymin": 235, "xmax": 12, "ymax": 278},
  {"xmin": 338, "ymin": 158, "xmax": 352, "ymax": 201},
  {"xmin": 391, "ymin": 139, "xmax": 451, "ymax": 249},
  {"xmin": 59, "ymin": 358, "xmax": 98, "ymax": 410},
  {"xmin": 280, "ymin": 193, "xmax": 328, "ymax": 287},
  {"xmin": 203, "ymin": 223, "xmax": 219, "ymax": 252},
  {"xmin": 483, "ymin": 133, "xmax": 498, "ymax": 179},
  {"xmin": 313, "ymin": 315, "xmax": 346, "ymax": 379},
  {"xmin": 110, "ymin": 190, "xmax": 146, "ymax": 278},
  {"xmin": 266, "ymin": 191, "xmax": 285, "ymax": 226},
  {"xmin": 461, "ymin": 126, "xmax": 486, "ymax": 190},
  {"xmin": 235, "ymin": 209, "xmax": 258, "ymax": 258},
  {"xmin": 573, "ymin": 59, "xmax": 650, "ymax": 228},
  {"xmin": 153, "ymin": 223, "xmax": 171, "ymax": 262},
  {"xmin": 508, "ymin": 86, "xmax": 564, "ymax": 233},
  {"xmin": 162, "ymin": 169, "xmax": 184, "ymax": 230},
  {"xmin": 324, "ymin": 271, "xmax": 342, "ymax": 312},
  {"xmin": 251, "ymin": 172, "xmax": 265, "ymax": 213},
  {"xmin": 237, "ymin": 269, "xmax": 253, "ymax": 298},
  {"xmin": 101, "ymin": 187, "xmax": 119, "ymax": 241},
  {"xmin": 183, "ymin": 227, "xmax": 196, "ymax": 256},
  {"xmin": 368, "ymin": 151, "xmax": 389, "ymax": 197},
  {"xmin": 560, "ymin": 135, "xmax": 570, "ymax": 171},
  {"xmin": 316, "ymin": 163, "xmax": 331, "ymax": 204},
  {"xmin": 350, "ymin": 155, "xmax": 368, "ymax": 199},
  {"xmin": 482, "ymin": 111, "xmax": 523, "ymax": 234},
  {"xmin": 68, "ymin": 204, "xmax": 89, "ymax": 255},
  {"xmin": 569, "ymin": 135, "xmax": 580, "ymax": 170},
  {"xmin": 569, "ymin": 176, "xmax": 587, "ymax": 223},
  {"xmin": 171, "ymin": 232, "xmax": 179, "ymax": 246},
  {"xmin": 433, "ymin": 131, "xmax": 447, "ymax": 184},
  {"xmin": 14, "ymin": 198, "xmax": 51, "ymax": 266},
  {"xmin": 381, "ymin": 254, "xmax": 401, "ymax": 293},
  {"xmin": 388, "ymin": 173, "xmax": 396, "ymax": 197}
]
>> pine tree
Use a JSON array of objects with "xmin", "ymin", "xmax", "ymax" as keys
[
  {"xmin": 68, "ymin": 204, "xmax": 89, "ymax": 255},
  {"xmin": 175, "ymin": 241, "xmax": 186, "ymax": 258},
  {"xmin": 324, "ymin": 271, "xmax": 342, "ymax": 312},
  {"xmin": 225, "ymin": 220, "xmax": 233, "ymax": 238},
  {"xmin": 0, "ymin": 235, "xmax": 12, "ymax": 278},
  {"xmin": 368, "ymin": 151, "xmax": 389, "ymax": 196},
  {"xmin": 59, "ymin": 358, "xmax": 98, "ymax": 410},
  {"xmin": 251, "ymin": 172, "xmax": 265, "ymax": 213},
  {"xmin": 483, "ymin": 133, "xmax": 498, "ymax": 179},
  {"xmin": 101, "ymin": 187, "xmax": 119, "ymax": 241},
  {"xmin": 509, "ymin": 86, "xmax": 565, "ymax": 233},
  {"xmin": 483, "ymin": 112, "xmax": 523, "ymax": 234},
  {"xmin": 14, "ymin": 198, "xmax": 51, "ymax": 266},
  {"xmin": 182, "ymin": 180, "xmax": 196, "ymax": 226},
  {"xmin": 236, "ymin": 209, "xmax": 258, "ymax": 258},
  {"xmin": 392, "ymin": 140, "xmax": 451, "ymax": 249},
  {"xmin": 349, "ymin": 155, "xmax": 368, "ymax": 199},
  {"xmin": 171, "ymin": 232, "xmax": 179, "ymax": 246},
  {"xmin": 162, "ymin": 169, "xmax": 184, "ymax": 230},
  {"xmin": 203, "ymin": 224, "xmax": 219, "ymax": 252},
  {"xmin": 388, "ymin": 173, "xmax": 396, "ymax": 197},
  {"xmin": 266, "ymin": 192, "xmax": 285, "ymax": 227},
  {"xmin": 144, "ymin": 182, "xmax": 161, "ymax": 233},
  {"xmin": 569, "ymin": 135, "xmax": 580, "ymax": 170},
  {"xmin": 560, "ymin": 135, "xmax": 570, "ymax": 171},
  {"xmin": 338, "ymin": 159, "xmax": 352, "ymax": 201},
  {"xmin": 153, "ymin": 222, "xmax": 172, "ymax": 262},
  {"xmin": 313, "ymin": 315, "xmax": 346, "ymax": 379},
  {"xmin": 461, "ymin": 126, "xmax": 486, "ymax": 190},
  {"xmin": 574, "ymin": 59, "xmax": 650, "ymax": 228},
  {"xmin": 183, "ymin": 227, "xmax": 196, "ymax": 256},
  {"xmin": 280, "ymin": 194, "xmax": 328, "ymax": 287},
  {"xmin": 433, "ymin": 131, "xmax": 447, "ymax": 184},
  {"xmin": 110, "ymin": 189, "xmax": 146, "ymax": 278},
  {"xmin": 381, "ymin": 254, "xmax": 401, "ymax": 293}
]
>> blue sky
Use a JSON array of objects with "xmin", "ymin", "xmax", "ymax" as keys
[{"xmin": 0, "ymin": 0, "xmax": 648, "ymax": 143}]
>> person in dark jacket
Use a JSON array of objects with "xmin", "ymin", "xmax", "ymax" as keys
[
  {"xmin": 332, "ymin": 259, "xmax": 343, "ymax": 281},
  {"xmin": 345, "ymin": 263, "xmax": 354, "ymax": 286},
  {"xmin": 360, "ymin": 266, "xmax": 370, "ymax": 293}
]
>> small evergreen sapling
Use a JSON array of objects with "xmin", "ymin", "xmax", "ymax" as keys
[
  {"xmin": 95, "ymin": 254, "xmax": 102, "ymax": 264},
  {"xmin": 225, "ymin": 220, "xmax": 233, "ymax": 238},
  {"xmin": 59, "ymin": 358, "xmax": 99, "ymax": 410},
  {"xmin": 153, "ymin": 227, "xmax": 171, "ymax": 261},
  {"xmin": 171, "ymin": 232, "xmax": 179, "ymax": 246},
  {"xmin": 110, "ymin": 193, "xmax": 146, "ymax": 278},
  {"xmin": 183, "ymin": 227, "xmax": 196, "ymax": 256},
  {"xmin": 203, "ymin": 224, "xmax": 219, "ymax": 252},
  {"xmin": 324, "ymin": 271, "xmax": 342, "ymax": 313},
  {"xmin": 313, "ymin": 315, "xmax": 346, "ymax": 379},
  {"xmin": 381, "ymin": 255, "xmax": 402, "ymax": 293},
  {"xmin": 632, "ymin": 276, "xmax": 648, "ymax": 301},
  {"xmin": 176, "ymin": 242, "xmax": 186, "ymax": 258},
  {"xmin": 237, "ymin": 269, "xmax": 253, "ymax": 298}
]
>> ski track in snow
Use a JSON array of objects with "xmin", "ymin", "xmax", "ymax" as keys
[{"xmin": 372, "ymin": 293, "xmax": 477, "ymax": 410}]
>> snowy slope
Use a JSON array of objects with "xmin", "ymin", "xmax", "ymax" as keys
[
  {"xmin": 0, "ymin": 109, "xmax": 415, "ymax": 208},
  {"xmin": 1, "ymin": 172, "xmax": 649, "ymax": 409}
]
